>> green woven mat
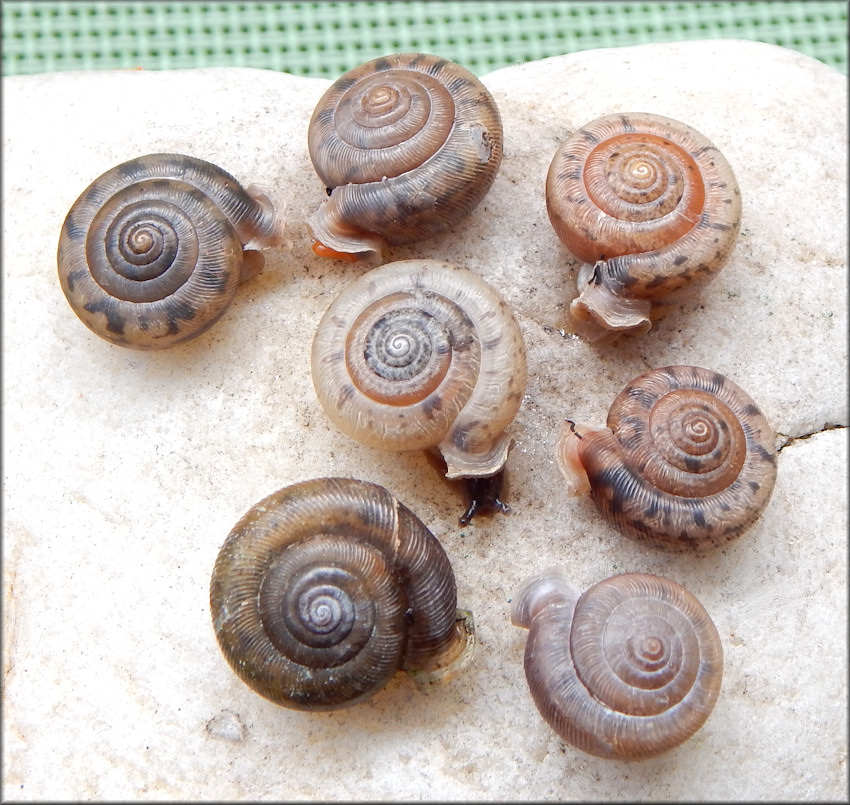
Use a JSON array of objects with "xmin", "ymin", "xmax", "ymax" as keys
[{"xmin": 3, "ymin": 1, "xmax": 847, "ymax": 77}]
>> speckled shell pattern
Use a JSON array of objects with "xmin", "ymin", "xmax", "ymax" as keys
[
  {"xmin": 307, "ymin": 53, "xmax": 503, "ymax": 256},
  {"xmin": 311, "ymin": 259, "xmax": 527, "ymax": 479},
  {"xmin": 57, "ymin": 153, "xmax": 279, "ymax": 350},
  {"xmin": 546, "ymin": 113, "xmax": 741, "ymax": 338},
  {"xmin": 209, "ymin": 477, "xmax": 466, "ymax": 711},
  {"xmin": 511, "ymin": 568, "xmax": 723, "ymax": 761},
  {"xmin": 557, "ymin": 365, "xmax": 777, "ymax": 552}
]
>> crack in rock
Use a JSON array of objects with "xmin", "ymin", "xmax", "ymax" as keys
[{"xmin": 776, "ymin": 423, "xmax": 847, "ymax": 452}]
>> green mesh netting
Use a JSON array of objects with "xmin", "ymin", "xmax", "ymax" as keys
[{"xmin": 3, "ymin": 1, "xmax": 846, "ymax": 78}]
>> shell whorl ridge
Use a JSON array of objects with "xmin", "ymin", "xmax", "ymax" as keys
[
  {"xmin": 556, "ymin": 365, "xmax": 777, "ymax": 552},
  {"xmin": 511, "ymin": 568, "xmax": 723, "ymax": 760},
  {"xmin": 57, "ymin": 153, "xmax": 280, "ymax": 350},
  {"xmin": 311, "ymin": 259, "xmax": 527, "ymax": 479},
  {"xmin": 546, "ymin": 113, "xmax": 741, "ymax": 340},
  {"xmin": 209, "ymin": 477, "xmax": 472, "ymax": 711},
  {"xmin": 307, "ymin": 53, "xmax": 503, "ymax": 257}
]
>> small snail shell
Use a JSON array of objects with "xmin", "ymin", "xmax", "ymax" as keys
[
  {"xmin": 210, "ymin": 477, "xmax": 473, "ymax": 711},
  {"xmin": 311, "ymin": 259, "xmax": 527, "ymax": 479},
  {"xmin": 546, "ymin": 113, "xmax": 741, "ymax": 340},
  {"xmin": 511, "ymin": 568, "xmax": 723, "ymax": 760},
  {"xmin": 556, "ymin": 365, "xmax": 777, "ymax": 552},
  {"xmin": 57, "ymin": 153, "xmax": 281, "ymax": 350},
  {"xmin": 307, "ymin": 53, "xmax": 503, "ymax": 259}
]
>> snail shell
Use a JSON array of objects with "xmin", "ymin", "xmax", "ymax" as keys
[
  {"xmin": 209, "ymin": 477, "xmax": 473, "ymax": 711},
  {"xmin": 546, "ymin": 113, "xmax": 741, "ymax": 340},
  {"xmin": 511, "ymin": 568, "xmax": 723, "ymax": 760},
  {"xmin": 307, "ymin": 53, "xmax": 503, "ymax": 259},
  {"xmin": 556, "ymin": 365, "xmax": 777, "ymax": 552},
  {"xmin": 57, "ymin": 153, "xmax": 281, "ymax": 350},
  {"xmin": 311, "ymin": 259, "xmax": 527, "ymax": 479}
]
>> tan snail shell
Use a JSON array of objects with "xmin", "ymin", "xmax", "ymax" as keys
[
  {"xmin": 209, "ymin": 477, "xmax": 474, "ymax": 711},
  {"xmin": 556, "ymin": 365, "xmax": 777, "ymax": 552},
  {"xmin": 511, "ymin": 568, "xmax": 723, "ymax": 760},
  {"xmin": 546, "ymin": 113, "xmax": 741, "ymax": 340},
  {"xmin": 311, "ymin": 259, "xmax": 527, "ymax": 479},
  {"xmin": 57, "ymin": 153, "xmax": 281, "ymax": 350},
  {"xmin": 307, "ymin": 53, "xmax": 503, "ymax": 259}
]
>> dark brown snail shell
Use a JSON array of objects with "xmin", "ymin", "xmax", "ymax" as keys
[
  {"xmin": 57, "ymin": 153, "xmax": 281, "ymax": 350},
  {"xmin": 209, "ymin": 477, "xmax": 473, "ymax": 711},
  {"xmin": 307, "ymin": 53, "xmax": 503, "ymax": 259},
  {"xmin": 511, "ymin": 568, "xmax": 723, "ymax": 760},
  {"xmin": 546, "ymin": 113, "xmax": 741, "ymax": 340},
  {"xmin": 556, "ymin": 365, "xmax": 777, "ymax": 552}
]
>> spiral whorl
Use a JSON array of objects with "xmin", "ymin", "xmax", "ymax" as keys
[
  {"xmin": 307, "ymin": 53, "xmax": 503, "ymax": 256},
  {"xmin": 210, "ymin": 477, "xmax": 468, "ymax": 711},
  {"xmin": 57, "ymin": 153, "xmax": 278, "ymax": 350},
  {"xmin": 514, "ymin": 569, "xmax": 723, "ymax": 760},
  {"xmin": 606, "ymin": 367, "xmax": 748, "ymax": 499},
  {"xmin": 556, "ymin": 366, "xmax": 777, "ymax": 551},
  {"xmin": 311, "ymin": 259, "xmax": 527, "ymax": 479},
  {"xmin": 546, "ymin": 113, "xmax": 741, "ymax": 338},
  {"xmin": 308, "ymin": 59, "xmax": 455, "ymax": 187},
  {"xmin": 550, "ymin": 125, "xmax": 707, "ymax": 264}
]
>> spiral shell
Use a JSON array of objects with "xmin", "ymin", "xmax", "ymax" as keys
[
  {"xmin": 210, "ymin": 477, "xmax": 473, "ymax": 711},
  {"xmin": 546, "ymin": 113, "xmax": 741, "ymax": 340},
  {"xmin": 57, "ymin": 153, "xmax": 280, "ymax": 350},
  {"xmin": 311, "ymin": 259, "xmax": 527, "ymax": 479},
  {"xmin": 556, "ymin": 365, "xmax": 777, "ymax": 552},
  {"xmin": 511, "ymin": 568, "xmax": 723, "ymax": 760},
  {"xmin": 307, "ymin": 53, "xmax": 503, "ymax": 259}
]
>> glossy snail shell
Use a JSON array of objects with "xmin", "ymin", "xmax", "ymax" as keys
[
  {"xmin": 311, "ymin": 259, "xmax": 527, "ymax": 479},
  {"xmin": 210, "ymin": 477, "xmax": 473, "ymax": 711},
  {"xmin": 556, "ymin": 365, "xmax": 777, "ymax": 552},
  {"xmin": 307, "ymin": 53, "xmax": 503, "ymax": 259},
  {"xmin": 57, "ymin": 153, "xmax": 281, "ymax": 350},
  {"xmin": 511, "ymin": 568, "xmax": 723, "ymax": 760},
  {"xmin": 546, "ymin": 113, "xmax": 741, "ymax": 340}
]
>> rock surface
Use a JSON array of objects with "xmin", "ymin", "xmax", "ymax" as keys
[{"xmin": 3, "ymin": 40, "xmax": 847, "ymax": 800}]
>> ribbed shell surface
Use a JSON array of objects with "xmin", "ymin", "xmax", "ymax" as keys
[
  {"xmin": 57, "ymin": 153, "xmax": 278, "ymax": 350},
  {"xmin": 517, "ymin": 571, "xmax": 723, "ymax": 760},
  {"xmin": 547, "ymin": 113, "xmax": 741, "ymax": 300},
  {"xmin": 307, "ymin": 53, "xmax": 503, "ymax": 255},
  {"xmin": 546, "ymin": 113, "xmax": 741, "ymax": 338},
  {"xmin": 209, "ymin": 477, "xmax": 462, "ymax": 711},
  {"xmin": 562, "ymin": 365, "xmax": 777, "ymax": 551},
  {"xmin": 311, "ymin": 259, "xmax": 527, "ymax": 478}
]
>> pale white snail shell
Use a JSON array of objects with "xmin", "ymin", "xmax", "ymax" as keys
[{"xmin": 311, "ymin": 259, "xmax": 527, "ymax": 478}]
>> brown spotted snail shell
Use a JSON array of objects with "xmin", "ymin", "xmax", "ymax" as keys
[
  {"xmin": 57, "ymin": 153, "xmax": 281, "ymax": 350},
  {"xmin": 311, "ymin": 259, "xmax": 527, "ymax": 479},
  {"xmin": 307, "ymin": 53, "xmax": 503, "ymax": 260},
  {"xmin": 511, "ymin": 568, "xmax": 723, "ymax": 760},
  {"xmin": 556, "ymin": 365, "xmax": 777, "ymax": 552},
  {"xmin": 546, "ymin": 113, "xmax": 741, "ymax": 341},
  {"xmin": 209, "ymin": 477, "xmax": 474, "ymax": 711}
]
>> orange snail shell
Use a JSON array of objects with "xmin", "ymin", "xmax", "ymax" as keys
[
  {"xmin": 556, "ymin": 365, "xmax": 777, "ymax": 552},
  {"xmin": 209, "ymin": 477, "xmax": 473, "ymax": 711},
  {"xmin": 311, "ymin": 259, "xmax": 527, "ymax": 479},
  {"xmin": 511, "ymin": 568, "xmax": 723, "ymax": 761},
  {"xmin": 307, "ymin": 53, "xmax": 503, "ymax": 259},
  {"xmin": 57, "ymin": 153, "xmax": 280, "ymax": 350},
  {"xmin": 546, "ymin": 113, "xmax": 741, "ymax": 340}
]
